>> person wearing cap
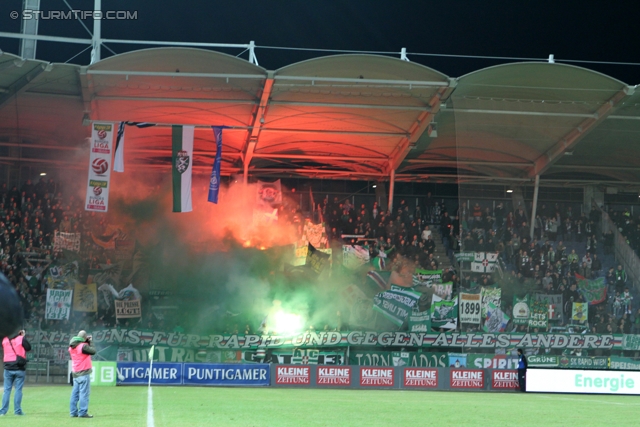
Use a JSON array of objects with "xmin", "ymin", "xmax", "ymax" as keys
[
  {"xmin": 1, "ymin": 329, "xmax": 31, "ymax": 416},
  {"xmin": 69, "ymin": 330, "xmax": 96, "ymax": 418}
]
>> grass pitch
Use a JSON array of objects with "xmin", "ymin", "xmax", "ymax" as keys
[{"xmin": 3, "ymin": 385, "xmax": 639, "ymax": 426}]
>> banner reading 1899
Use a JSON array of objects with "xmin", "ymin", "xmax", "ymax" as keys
[
  {"xmin": 85, "ymin": 122, "xmax": 114, "ymax": 212},
  {"xmin": 459, "ymin": 293, "xmax": 481, "ymax": 324}
]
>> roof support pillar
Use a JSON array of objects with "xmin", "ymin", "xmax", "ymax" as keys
[
  {"xmin": 249, "ymin": 41, "xmax": 258, "ymax": 65},
  {"xmin": 90, "ymin": 0, "xmax": 102, "ymax": 64},
  {"xmin": 529, "ymin": 87, "xmax": 632, "ymax": 177},
  {"xmin": 241, "ymin": 76, "xmax": 274, "ymax": 179},
  {"xmin": 386, "ymin": 87, "xmax": 450, "ymax": 175},
  {"xmin": 243, "ymin": 139, "xmax": 256, "ymax": 184},
  {"xmin": 19, "ymin": 0, "xmax": 40, "ymax": 59},
  {"xmin": 388, "ymin": 169, "xmax": 396, "ymax": 213},
  {"xmin": 0, "ymin": 62, "xmax": 49, "ymax": 109},
  {"xmin": 529, "ymin": 174, "xmax": 540, "ymax": 241}
]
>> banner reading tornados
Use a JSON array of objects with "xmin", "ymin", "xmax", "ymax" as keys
[{"xmin": 85, "ymin": 122, "xmax": 114, "ymax": 212}]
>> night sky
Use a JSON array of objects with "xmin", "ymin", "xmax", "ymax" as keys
[{"xmin": 1, "ymin": 0, "xmax": 639, "ymax": 82}]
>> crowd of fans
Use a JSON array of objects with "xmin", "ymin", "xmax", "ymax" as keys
[
  {"xmin": 321, "ymin": 193, "xmax": 443, "ymax": 271},
  {"xmin": 3, "ymin": 176, "xmax": 640, "ymax": 339},
  {"xmin": 0, "ymin": 177, "xmax": 148, "ymax": 335},
  {"xmin": 440, "ymin": 200, "xmax": 638, "ymax": 334}
]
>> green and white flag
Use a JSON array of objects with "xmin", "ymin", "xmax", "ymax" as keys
[
  {"xmin": 481, "ymin": 287, "xmax": 501, "ymax": 318},
  {"xmin": 576, "ymin": 274, "xmax": 607, "ymax": 305},
  {"xmin": 471, "ymin": 252, "xmax": 498, "ymax": 273},
  {"xmin": 291, "ymin": 348, "xmax": 320, "ymax": 364},
  {"xmin": 372, "ymin": 285, "xmax": 421, "ymax": 327},
  {"xmin": 408, "ymin": 310, "xmax": 432, "ymax": 333},
  {"xmin": 342, "ymin": 245, "xmax": 370, "ymax": 269},
  {"xmin": 535, "ymin": 294, "xmax": 563, "ymax": 320},
  {"xmin": 528, "ymin": 299, "xmax": 548, "ymax": 330},
  {"xmin": 512, "ymin": 295, "xmax": 531, "ymax": 325},
  {"xmin": 454, "ymin": 252, "xmax": 475, "ymax": 262},
  {"xmin": 172, "ymin": 125, "xmax": 194, "ymax": 212},
  {"xmin": 45, "ymin": 288, "xmax": 73, "ymax": 320},
  {"xmin": 430, "ymin": 294, "xmax": 458, "ymax": 330},
  {"xmin": 412, "ymin": 269, "xmax": 442, "ymax": 286},
  {"xmin": 392, "ymin": 352, "xmax": 410, "ymax": 367},
  {"xmin": 413, "ymin": 269, "xmax": 451, "ymax": 298}
]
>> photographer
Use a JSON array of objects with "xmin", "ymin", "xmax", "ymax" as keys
[
  {"xmin": 1, "ymin": 329, "xmax": 30, "ymax": 416},
  {"xmin": 69, "ymin": 330, "xmax": 96, "ymax": 418}
]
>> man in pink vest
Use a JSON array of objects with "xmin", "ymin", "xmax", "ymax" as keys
[
  {"xmin": 1, "ymin": 329, "xmax": 31, "ymax": 416},
  {"xmin": 69, "ymin": 330, "xmax": 96, "ymax": 418}
]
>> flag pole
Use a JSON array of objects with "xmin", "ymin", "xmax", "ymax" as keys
[{"xmin": 148, "ymin": 345, "xmax": 155, "ymax": 388}]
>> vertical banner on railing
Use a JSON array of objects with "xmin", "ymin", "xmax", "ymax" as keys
[{"xmin": 85, "ymin": 122, "xmax": 114, "ymax": 212}]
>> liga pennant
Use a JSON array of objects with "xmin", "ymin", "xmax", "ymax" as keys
[{"xmin": 85, "ymin": 122, "xmax": 114, "ymax": 212}]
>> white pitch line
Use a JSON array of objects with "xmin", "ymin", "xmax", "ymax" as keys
[
  {"xmin": 147, "ymin": 387, "xmax": 155, "ymax": 427},
  {"xmin": 535, "ymin": 394, "xmax": 640, "ymax": 406}
]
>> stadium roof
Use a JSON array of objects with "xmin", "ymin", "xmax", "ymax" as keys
[{"xmin": 0, "ymin": 47, "xmax": 638, "ymax": 188}]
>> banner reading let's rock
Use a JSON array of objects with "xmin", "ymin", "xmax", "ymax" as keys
[{"xmin": 85, "ymin": 122, "xmax": 114, "ymax": 212}]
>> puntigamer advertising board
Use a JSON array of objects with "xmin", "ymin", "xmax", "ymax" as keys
[
  {"xmin": 116, "ymin": 362, "xmax": 270, "ymax": 386},
  {"xmin": 527, "ymin": 369, "xmax": 640, "ymax": 395}
]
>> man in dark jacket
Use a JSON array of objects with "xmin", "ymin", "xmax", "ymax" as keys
[
  {"xmin": 1, "ymin": 329, "xmax": 31, "ymax": 415},
  {"xmin": 517, "ymin": 348, "xmax": 528, "ymax": 392}
]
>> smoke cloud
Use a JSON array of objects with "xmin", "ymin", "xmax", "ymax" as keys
[{"xmin": 69, "ymin": 169, "xmax": 352, "ymax": 334}]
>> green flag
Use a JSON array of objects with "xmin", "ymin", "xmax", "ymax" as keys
[
  {"xmin": 528, "ymin": 299, "xmax": 548, "ymax": 330},
  {"xmin": 576, "ymin": 273, "xmax": 606, "ymax": 305},
  {"xmin": 512, "ymin": 295, "xmax": 531, "ymax": 325},
  {"xmin": 481, "ymin": 287, "xmax": 501, "ymax": 318},
  {"xmin": 413, "ymin": 269, "xmax": 442, "ymax": 286},
  {"xmin": 430, "ymin": 295, "xmax": 458, "ymax": 330},
  {"xmin": 454, "ymin": 252, "xmax": 475, "ymax": 262},
  {"xmin": 372, "ymin": 285, "xmax": 421, "ymax": 327},
  {"xmin": 408, "ymin": 310, "xmax": 431, "ymax": 333}
]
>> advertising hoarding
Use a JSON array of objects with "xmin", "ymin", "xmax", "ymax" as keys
[{"xmin": 527, "ymin": 368, "xmax": 640, "ymax": 395}]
